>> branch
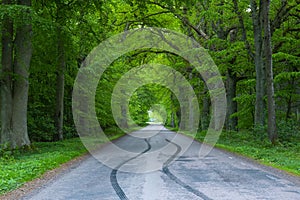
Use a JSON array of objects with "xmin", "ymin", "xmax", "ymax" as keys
[
  {"xmin": 149, "ymin": 1, "xmax": 209, "ymax": 40},
  {"xmin": 232, "ymin": 0, "xmax": 254, "ymax": 59},
  {"xmin": 182, "ymin": 18, "xmax": 209, "ymax": 40},
  {"xmin": 115, "ymin": 11, "xmax": 171, "ymax": 26},
  {"xmin": 271, "ymin": 0, "xmax": 297, "ymax": 34},
  {"xmin": 127, "ymin": 49, "xmax": 178, "ymax": 61}
]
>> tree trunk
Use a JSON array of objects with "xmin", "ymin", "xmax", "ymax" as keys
[
  {"xmin": 1, "ymin": 0, "xmax": 32, "ymax": 148},
  {"xmin": 178, "ymin": 86, "xmax": 187, "ymax": 130},
  {"xmin": 188, "ymin": 73, "xmax": 196, "ymax": 132},
  {"xmin": 188, "ymin": 96, "xmax": 195, "ymax": 131},
  {"xmin": 176, "ymin": 109, "xmax": 181, "ymax": 129},
  {"xmin": 226, "ymin": 69, "xmax": 238, "ymax": 131},
  {"xmin": 12, "ymin": 0, "xmax": 32, "ymax": 148},
  {"xmin": 170, "ymin": 93, "xmax": 175, "ymax": 128},
  {"xmin": 120, "ymin": 104, "xmax": 128, "ymax": 129},
  {"xmin": 286, "ymin": 95, "xmax": 292, "ymax": 120},
  {"xmin": 251, "ymin": 0, "xmax": 265, "ymax": 127},
  {"xmin": 262, "ymin": 0, "xmax": 277, "ymax": 144},
  {"xmin": 201, "ymin": 85, "xmax": 210, "ymax": 130},
  {"xmin": 55, "ymin": 28, "xmax": 65, "ymax": 141},
  {"xmin": 1, "ymin": 0, "xmax": 14, "ymax": 147},
  {"xmin": 55, "ymin": 5, "xmax": 66, "ymax": 141},
  {"xmin": 170, "ymin": 111, "xmax": 175, "ymax": 128}
]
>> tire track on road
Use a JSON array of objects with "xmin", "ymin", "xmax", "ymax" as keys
[
  {"xmin": 163, "ymin": 139, "xmax": 213, "ymax": 200},
  {"xmin": 110, "ymin": 138, "xmax": 151, "ymax": 200}
]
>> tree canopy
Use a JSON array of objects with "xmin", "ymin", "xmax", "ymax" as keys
[{"xmin": 0, "ymin": 0, "xmax": 299, "ymax": 148}]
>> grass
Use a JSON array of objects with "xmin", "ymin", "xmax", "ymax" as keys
[
  {"xmin": 0, "ymin": 129, "xmax": 125, "ymax": 195},
  {"xmin": 188, "ymin": 130, "xmax": 300, "ymax": 177}
]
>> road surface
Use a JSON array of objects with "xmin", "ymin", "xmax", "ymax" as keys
[{"xmin": 22, "ymin": 125, "xmax": 300, "ymax": 200}]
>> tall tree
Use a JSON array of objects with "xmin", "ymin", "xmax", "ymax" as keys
[
  {"xmin": 1, "ymin": 0, "xmax": 32, "ymax": 148},
  {"xmin": 54, "ymin": 1, "xmax": 66, "ymax": 141},
  {"xmin": 250, "ymin": 0, "xmax": 265, "ymax": 127},
  {"xmin": 262, "ymin": 0, "xmax": 277, "ymax": 143},
  {"xmin": 1, "ymin": 0, "xmax": 14, "ymax": 147}
]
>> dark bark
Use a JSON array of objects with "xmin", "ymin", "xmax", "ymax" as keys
[
  {"xmin": 232, "ymin": 0, "xmax": 254, "ymax": 59},
  {"xmin": 1, "ymin": 0, "xmax": 14, "ymax": 146},
  {"xmin": 12, "ymin": 0, "xmax": 32, "ymax": 147},
  {"xmin": 262, "ymin": 0, "xmax": 277, "ymax": 144},
  {"xmin": 170, "ymin": 93, "xmax": 175, "ymax": 128},
  {"xmin": 201, "ymin": 85, "xmax": 210, "ymax": 130},
  {"xmin": 55, "ymin": 28, "xmax": 65, "ymax": 141},
  {"xmin": 250, "ymin": 0, "xmax": 265, "ymax": 127},
  {"xmin": 120, "ymin": 104, "xmax": 128, "ymax": 129},
  {"xmin": 176, "ymin": 109, "xmax": 181, "ymax": 129},
  {"xmin": 286, "ymin": 95, "xmax": 292, "ymax": 120},
  {"xmin": 270, "ymin": 0, "xmax": 297, "ymax": 35},
  {"xmin": 55, "ymin": 5, "xmax": 65, "ymax": 141},
  {"xmin": 178, "ymin": 86, "xmax": 187, "ymax": 131},
  {"xmin": 170, "ymin": 111, "xmax": 175, "ymax": 128},
  {"xmin": 1, "ymin": 0, "xmax": 32, "ymax": 148},
  {"xmin": 226, "ymin": 69, "xmax": 238, "ymax": 131}
]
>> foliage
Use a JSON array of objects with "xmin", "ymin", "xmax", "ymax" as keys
[{"xmin": 277, "ymin": 120, "xmax": 300, "ymax": 144}]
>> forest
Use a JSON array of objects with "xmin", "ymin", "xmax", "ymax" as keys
[
  {"xmin": 0, "ymin": 0, "xmax": 299, "ymax": 150},
  {"xmin": 1, "ymin": 0, "xmax": 300, "ymax": 195}
]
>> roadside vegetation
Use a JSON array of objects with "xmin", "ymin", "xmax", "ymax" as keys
[
  {"xmin": 0, "ymin": 128, "xmax": 125, "ymax": 195},
  {"xmin": 188, "ymin": 122, "xmax": 300, "ymax": 176}
]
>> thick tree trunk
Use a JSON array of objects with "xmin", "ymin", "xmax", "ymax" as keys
[
  {"xmin": 1, "ymin": 0, "xmax": 32, "ymax": 148},
  {"xmin": 226, "ymin": 69, "xmax": 238, "ymax": 131},
  {"xmin": 251, "ymin": 0, "xmax": 265, "ymax": 127},
  {"xmin": 1, "ymin": 0, "xmax": 14, "ymax": 146},
  {"xmin": 262, "ymin": 0, "xmax": 277, "ymax": 144},
  {"xmin": 11, "ymin": 0, "xmax": 32, "ymax": 148}
]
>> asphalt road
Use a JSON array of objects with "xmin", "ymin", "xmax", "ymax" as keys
[{"xmin": 23, "ymin": 125, "xmax": 300, "ymax": 200}]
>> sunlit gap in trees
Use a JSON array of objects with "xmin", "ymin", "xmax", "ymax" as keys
[{"xmin": 147, "ymin": 104, "xmax": 167, "ymax": 125}]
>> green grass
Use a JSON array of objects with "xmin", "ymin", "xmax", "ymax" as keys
[
  {"xmin": 0, "ymin": 130, "xmax": 125, "ymax": 195},
  {"xmin": 190, "ymin": 130, "xmax": 300, "ymax": 177}
]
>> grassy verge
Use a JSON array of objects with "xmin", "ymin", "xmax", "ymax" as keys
[
  {"xmin": 187, "ymin": 130, "xmax": 300, "ymax": 177},
  {"xmin": 0, "ymin": 129, "xmax": 125, "ymax": 195}
]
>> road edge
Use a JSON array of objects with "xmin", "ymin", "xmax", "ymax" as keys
[
  {"xmin": 175, "ymin": 130, "xmax": 300, "ymax": 186},
  {"xmin": 0, "ymin": 133, "xmax": 127, "ymax": 200}
]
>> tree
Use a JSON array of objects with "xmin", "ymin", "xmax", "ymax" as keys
[
  {"xmin": 262, "ymin": 0, "xmax": 277, "ymax": 143},
  {"xmin": 1, "ymin": 0, "xmax": 32, "ymax": 148},
  {"xmin": 250, "ymin": 0, "xmax": 265, "ymax": 127},
  {"xmin": 54, "ymin": 1, "xmax": 66, "ymax": 141}
]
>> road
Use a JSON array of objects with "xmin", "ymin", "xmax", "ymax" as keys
[{"xmin": 22, "ymin": 125, "xmax": 300, "ymax": 200}]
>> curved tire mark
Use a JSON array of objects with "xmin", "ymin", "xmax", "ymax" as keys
[
  {"xmin": 110, "ymin": 138, "xmax": 151, "ymax": 200},
  {"xmin": 163, "ymin": 139, "xmax": 213, "ymax": 200}
]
